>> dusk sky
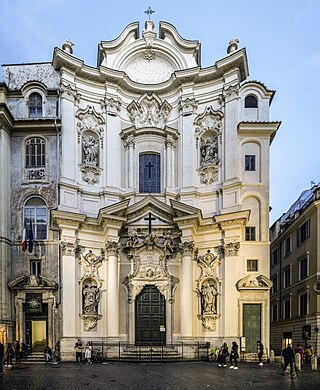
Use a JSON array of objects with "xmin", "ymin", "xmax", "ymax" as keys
[{"xmin": 1, "ymin": 0, "xmax": 319, "ymax": 224}]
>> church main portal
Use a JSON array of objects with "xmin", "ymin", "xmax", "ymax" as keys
[{"xmin": 135, "ymin": 285, "xmax": 166, "ymax": 346}]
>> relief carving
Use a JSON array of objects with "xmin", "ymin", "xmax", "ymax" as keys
[
  {"xmin": 196, "ymin": 250, "xmax": 221, "ymax": 331},
  {"xmin": 122, "ymin": 230, "xmax": 179, "ymax": 304},
  {"xmin": 127, "ymin": 93, "xmax": 172, "ymax": 129},
  {"xmin": 79, "ymin": 250, "xmax": 104, "ymax": 331},
  {"xmin": 194, "ymin": 107, "xmax": 223, "ymax": 185}
]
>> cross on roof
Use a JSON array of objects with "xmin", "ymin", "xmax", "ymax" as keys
[
  {"xmin": 144, "ymin": 7, "xmax": 155, "ymax": 20},
  {"xmin": 144, "ymin": 212, "xmax": 156, "ymax": 234}
]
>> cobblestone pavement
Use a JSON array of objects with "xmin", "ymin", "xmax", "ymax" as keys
[{"xmin": 0, "ymin": 361, "xmax": 320, "ymax": 390}]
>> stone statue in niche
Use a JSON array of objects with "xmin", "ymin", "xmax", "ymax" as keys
[
  {"xmin": 83, "ymin": 136, "xmax": 99, "ymax": 165},
  {"xmin": 83, "ymin": 282, "xmax": 100, "ymax": 314},
  {"xmin": 201, "ymin": 280, "xmax": 218, "ymax": 314},
  {"xmin": 200, "ymin": 137, "xmax": 218, "ymax": 167}
]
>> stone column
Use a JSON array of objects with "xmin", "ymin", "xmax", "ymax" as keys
[
  {"xmin": 179, "ymin": 241, "xmax": 194, "ymax": 338},
  {"xmin": 106, "ymin": 241, "xmax": 119, "ymax": 338},
  {"xmin": 47, "ymin": 297, "xmax": 54, "ymax": 349}
]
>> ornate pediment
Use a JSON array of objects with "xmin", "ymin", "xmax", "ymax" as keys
[
  {"xmin": 236, "ymin": 274, "xmax": 272, "ymax": 291},
  {"xmin": 127, "ymin": 93, "xmax": 172, "ymax": 129},
  {"xmin": 8, "ymin": 274, "xmax": 57, "ymax": 290},
  {"xmin": 76, "ymin": 105, "xmax": 105, "ymax": 143},
  {"xmin": 194, "ymin": 106, "xmax": 223, "ymax": 143}
]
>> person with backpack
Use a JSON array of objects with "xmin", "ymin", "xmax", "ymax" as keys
[{"xmin": 282, "ymin": 344, "xmax": 296, "ymax": 376}]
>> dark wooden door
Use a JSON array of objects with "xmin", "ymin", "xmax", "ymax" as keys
[
  {"xmin": 135, "ymin": 285, "xmax": 166, "ymax": 345},
  {"xmin": 243, "ymin": 304, "xmax": 261, "ymax": 352}
]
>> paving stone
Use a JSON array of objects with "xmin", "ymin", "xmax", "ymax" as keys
[{"xmin": 0, "ymin": 362, "xmax": 319, "ymax": 390}]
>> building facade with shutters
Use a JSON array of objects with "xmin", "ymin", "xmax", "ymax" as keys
[
  {"xmin": 270, "ymin": 184, "xmax": 320, "ymax": 355},
  {"xmin": 0, "ymin": 20, "xmax": 280, "ymax": 360}
]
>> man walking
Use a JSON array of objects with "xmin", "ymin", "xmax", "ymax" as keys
[
  {"xmin": 282, "ymin": 344, "xmax": 296, "ymax": 376},
  {"xmin": 257, "ymin": 341, "xmax": 264, "ymax": 366}
]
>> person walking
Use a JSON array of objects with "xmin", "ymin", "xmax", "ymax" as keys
[
  {"xmin": 218, "ymin": 342, "xmax": 229, "ymax": 367},
  {"xmin": 229, "ymin": 341, "xmax": 239, "ymax": 369},
  {"xmin": 74, "ymin": 338, "xmax": 83, "ymax": 364},
  {"xmin": 84, "ymin": 342, "xmax": 93, "ymax": 365},
  {"xmin": 282, "ymin": 344, "xmax": 296, "ymax": 376},
  {"xmin": 4, "ymin": 342, "xmax": 14, "ymax": 369},
  {"xmin": 0, "ymin": 341, "xmax": 4, "ymax": 375},
  {"xmin": 257, "ymin": 341, "xmax": 264, "ymax": 366},
  {"xmin": 14, "ymin": 340, "xmax": 21, "ymax": 364}
]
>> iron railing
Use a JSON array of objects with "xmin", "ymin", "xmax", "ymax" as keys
[{"xmin": 90, "ymin": 341, "xmax": 210, "ymax": 363}]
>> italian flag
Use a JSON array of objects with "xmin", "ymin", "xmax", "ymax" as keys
[{"xmin": 22, "ymin": 219, "xmax": 29, "ymax": 252}]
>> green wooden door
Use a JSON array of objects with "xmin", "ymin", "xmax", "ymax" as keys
[
  {"xmin": 135, "ymin": 285, "xmax": 166, "ymax": 346},
  {"xmin": 243, "ymin": 304, "xmax": 261, "ymax": 352}
]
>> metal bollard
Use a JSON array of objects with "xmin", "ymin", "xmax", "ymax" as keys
[
  {"xmin": 311, "ymin": 355, "xmax": 317, "ymax": 371},
  {"xmin": 270, "ymin": 350, "xmax": 275, "ymax": 363}
]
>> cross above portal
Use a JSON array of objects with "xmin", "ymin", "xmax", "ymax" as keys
[
  {"xmin": 144, "ymin": 7, "xmax": 155, "ymax": 20},
  {"xmin": 144, "ymin": 212, "xmax": 156, "ymax": 234}
]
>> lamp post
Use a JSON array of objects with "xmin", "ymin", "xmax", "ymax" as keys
[{"xmin": 314, "ymin": 327, "xmax": 318, "ymax": 358}]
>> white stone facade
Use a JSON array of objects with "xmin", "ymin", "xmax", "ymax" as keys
[{"xmin": 0, "ymin": 20, "xmax": 280, "ymax": 360}]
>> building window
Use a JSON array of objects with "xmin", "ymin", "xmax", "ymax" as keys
[
  {"xmin": 271, "ymin": 248, "xmax": 279, "ymax": 265},
  {"xmin": 244, "ymin": 95, "xmax": 258, "ymax": 108},
  {"xmin": 247, "ymin": 259, "xmax": 258, "ymax": 272},
  {"xmin": 28, "ymin": 92, "xmax": 42, "ymax": 118},
  {"xmin": 299, "ymin": 257, "xmax": 308, "ymax": 281},
  {"xmin": 284, "ymin": 298, "xmax": 291, "ymax": 319},
  {"xmin": 283, "ymin": 267, "xmax": 291, "ymax": 288},
  {"xmin": 26, "ymin": 138, "xmax": 46, "ymax": 167},
  {"xmin": 30, "ymin": 260, "xmax": 41, "ymax": 276},
  {"xmin": 299, "ymin": 292, "xmax": 308, "ymax": 316},
  {"xmin": 245, "ymin": 155, "xmax": 256, "ymax": 171},
  {"xmin": 271, "ymin": 275, "xmax": 278, "ymax": 294},
  {"xmin": 139, "ymin": 153, "xmax": 161, "ymax": 193},
  {"xmin": 297, "ymin": 220, "xmax": 310, "ymax": 246},
  {"xmin": 245, "ymin": 226, "xmax": 256, "ymax": 241},
  {"xmin": 24, "ymin": 197, "xmax": 48, "ymax": 240},
  {"xmin": 284, "ymin": 236, "xmax": 291, "ymax": 256},
  {"xmin": 272, "ymin": 303, "xmax": 278, "ymax": 322}
]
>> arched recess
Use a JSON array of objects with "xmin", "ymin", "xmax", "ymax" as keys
[
  {"xmin": 242, "ymin": 195, "xmax": 261, "ymax": 241},
  {"xmin": 22, "ymin": 82, "xmax": 47, "ymax": 119},
  {"xmin": 240, "ymin": 139, "xmax": 261, "ymax": 183}
]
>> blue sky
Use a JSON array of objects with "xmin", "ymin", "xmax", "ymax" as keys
[{"xmin": 1, "ymin": 0, "xmax": 319, "ymax": 225}]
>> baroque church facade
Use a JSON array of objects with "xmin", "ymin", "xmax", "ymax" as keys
[{"xmin": 0, "ymin": 20, "xmax": 280, "ymax": 360}]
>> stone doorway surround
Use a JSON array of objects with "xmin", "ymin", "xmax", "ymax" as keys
[{"xmin": 8, "ymin": 274, "xmax": 57, "ymax": 349}]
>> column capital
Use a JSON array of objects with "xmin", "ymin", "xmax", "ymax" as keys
[
  {"xmin": 105, "ymin": 241, "xmax": 119, "ymax": 256},
  {"xmin": 179, "ymin": 241, "xmax": 194, "ymax": 256}
]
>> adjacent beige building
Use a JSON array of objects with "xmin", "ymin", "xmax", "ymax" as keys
[
  {"xmin": 270, "ymin": 184, "xmax": 320, "ymax": 355},
  {"xmin": 0, "ymin": 20, "xmax": 280, "ymax": 360}
]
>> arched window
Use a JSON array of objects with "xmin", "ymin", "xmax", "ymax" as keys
[
  {"xmin": 28, "ymin": 92, "xmax": 42, "ymax": 118},
  {"xmin": 245, "ymin": 95, "xmax": 258, "ymax": 108},
  {"xmin": 139, "ymin": 153, "xmax": 160, "ymax": 193},
  {"xmin": 26, "ymin": 138, "xmax": 46, "ymax": 167},
  {"xmin": 24, "ymin": 197, "xmax": 48, "ymax": 240}
]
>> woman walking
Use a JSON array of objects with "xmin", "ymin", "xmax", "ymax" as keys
[{"xmin": 229, "ymin": 341, "xmax": 239, "ymax": 369}]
